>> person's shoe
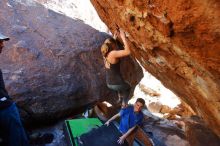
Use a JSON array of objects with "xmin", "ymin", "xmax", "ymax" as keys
[{"xmin": 29, "ymin": 132, "xmax": 54, "ymax": 144}]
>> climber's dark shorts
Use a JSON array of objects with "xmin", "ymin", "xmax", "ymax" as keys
[{"xmin": 107, "ymin": 82, "xmax": 131, "ymax": 101}]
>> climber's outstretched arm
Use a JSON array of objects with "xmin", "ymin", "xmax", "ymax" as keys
[{"xmin": 108, "ymin": 29, "xmax": 130, "ymax": 59}]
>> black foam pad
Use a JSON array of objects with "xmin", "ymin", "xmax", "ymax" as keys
[{"xmin": 78, "ymin": 122, "xmax": 128, "ymax": 146}]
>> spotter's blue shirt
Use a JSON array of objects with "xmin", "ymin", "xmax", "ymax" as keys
[{"xmin": 119, "ymin": 105, "xmax": 144, "ymax": 134}]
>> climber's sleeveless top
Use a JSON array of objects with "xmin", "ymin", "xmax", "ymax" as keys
[{"xmin": 106, "ymin": 61, "xmax": 125, "ymax": 85}]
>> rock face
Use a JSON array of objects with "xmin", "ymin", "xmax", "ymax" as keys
[
  {"xmin": 184, "ymin": 117, "xmax": 220, "ymax": 146},
  {"xmin": 0, "ymin": 0, "xmax": 142, "ymax": 124},
  {"xmin": 91, "ymin": 0, "xmax": 220, "ymax": 136}
]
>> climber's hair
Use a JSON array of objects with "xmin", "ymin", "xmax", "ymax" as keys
[{"xmin": 101, "ymin": 38, "xmax": 118, "ymax": 57}]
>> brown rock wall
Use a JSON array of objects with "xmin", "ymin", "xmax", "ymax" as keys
[{"xmin": 91, "ymin": 0, "xmax": 220, "ymax": 136}]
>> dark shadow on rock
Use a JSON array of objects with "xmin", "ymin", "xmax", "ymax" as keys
[{"xmin": 0, "ymin": 0, "xmax": 143, "ymax": 127}]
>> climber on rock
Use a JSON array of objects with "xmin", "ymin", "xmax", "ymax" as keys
[
  {"xmin": 101, "ymin": 28, "xmax": 131, "ymax": 107},
  {"xmin": 105, "ymin": 98, "xmax": 153, "ymax": 146}
]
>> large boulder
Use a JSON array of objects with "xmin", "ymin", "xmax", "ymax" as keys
[
  {"xmin": 91, "ymin": 0, "xmax": 220, "ymax": 136},
  {"xmin": 0, "ymin": 0, "xmax": 143, "ymax": 124}
]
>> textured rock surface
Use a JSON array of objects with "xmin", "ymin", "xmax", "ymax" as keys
[
  {"xmin": 0, "ymin": 0, "xmax": 142, "ymax": 124},
  {"xmin": 91, "ymin": 0, "xmax": 220, "ymax": 136},
  {"xmin": 184, "ymin": 117, "xmax": 220, "ymax": 146}
]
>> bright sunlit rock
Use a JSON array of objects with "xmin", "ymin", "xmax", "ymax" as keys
[
  {"xmin": 34, "ymin": 0, "xmax": 108, "ymax": 32},
  {"xmin": 132, "ymin": 70, "xmax": 181, "ymax": 109},
  {"xmin": 103, "ymin": 101, "xmax": 112, "ymax": 107}
]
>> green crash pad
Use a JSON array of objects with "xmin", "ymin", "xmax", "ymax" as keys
[{"xmin": 64, "ymin": 118, "xmax": 103, "ymax": 146}]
